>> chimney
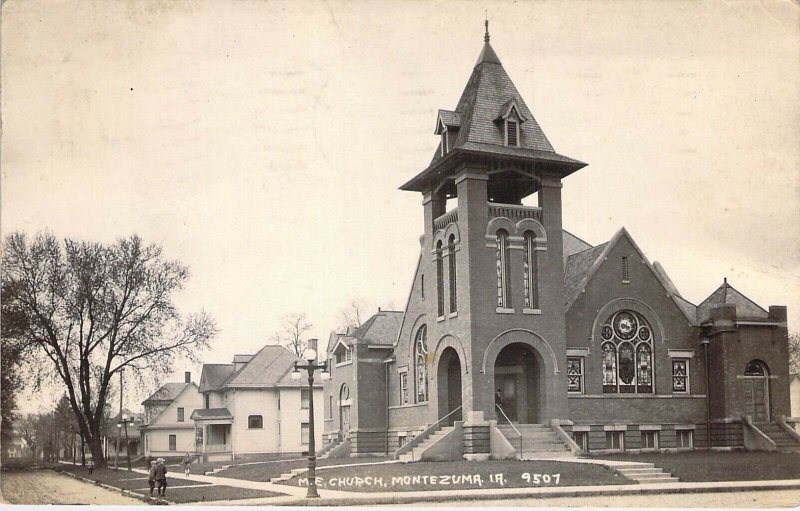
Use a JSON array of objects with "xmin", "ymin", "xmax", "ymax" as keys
[
  {"xmin": 308, "ymin": 338, "xmax": 318, "ymax": 352},
  {"xmin": 185, "ymin": 371, "xmax": 191, "ymax": 383}
]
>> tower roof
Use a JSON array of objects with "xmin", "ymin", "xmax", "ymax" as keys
[
  {"xmin": 401, "ymin": 33, "xmax": 586, "ymax": 192},
  {"xmin": 697, "ymin": 279, "xmax": 769, "ymax": 322}
]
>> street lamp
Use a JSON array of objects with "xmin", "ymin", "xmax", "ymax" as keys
[
  {"xmin": 291, "ymin": 343, "xmax": 330, "ymax": 499},
  {"xmin": 117, "ymin": 413, "xmax": 132, "ymax": 472}
]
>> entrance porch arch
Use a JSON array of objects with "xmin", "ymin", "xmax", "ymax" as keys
[{"xmin": 432, "ymin": 334, "xmax": 468, "ymax": 424}]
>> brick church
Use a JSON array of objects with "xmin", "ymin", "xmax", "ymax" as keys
[{"xmin": 321, "ymin": 27, "xmax": 797, "ymax": 459}]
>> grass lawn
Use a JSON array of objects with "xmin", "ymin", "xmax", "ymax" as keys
[
  {"xmin": 59, "ymin": 466, "xmax": 209, "ymax": 490},
  {"xmin": 276, "ymin": 460, "xmax": 632, "ymax": 492},
  {"xmin": 601, "ymin": 451, "xmax": 800, "ymax": 482},
  {"xmin": 215, "ymin": 456, "xmax": 391, "ymax": 482},
  {"xmin": 130, "ymin": 484, "xmax": 284, "ymax": 503},
  {"xmin": 1, "ymin": 458, "xmax": 62, "ymax": 471}
]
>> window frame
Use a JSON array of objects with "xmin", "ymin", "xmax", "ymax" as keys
[
  {"xmin": 414, "ymin": 326, "xmax": 429, "ymax": 403},
  {"xmin": 676, "ymin": 429, "xmax": 693, "ymax": 449},
  {"xmin": 605, "ymin": 431, "xmax": 624, "ymax": 451},
  {"xmin": 301, "ymin": 389, "xmax": 310, "ymax": 410},
  {"xmin": 601, "ymin": 310, "xmax": 655, "ymax": 394},
  {"xmin": 177, "ymin": 407, "xmax": 185, "ymax": 422},
  {"xmin": 641, "ymin": 430, "xmax": 659, "ymax": 450},
  {"xmin": 505, "ymin": 119, "xmax": 519, "ymax": 147},
  {"xmin": 672, "ymin": 358, "xmax": 690, "ymax": 394},
  {"xmin": 399, "ymin": 371, "xmax": 409, "ymax": 405},
  {"xmin": 523, "ymin": 231, "xmax": 539, "ymax": 310},
  {"xmin": 301, "ymin": 422, "xmax": 310, "ymax": 445},
  {"xmin": 622, "ymin": 256, "xmax": 630, "ymax": 283},
  {"xmin": 448, "ymin": 235, "xmax": 457, "ymax": 314},
  {"xmin": 168, "ymin": 434, "xmax": 177, "ymax": 451},
  {"xmin": 495, "ymin": 229, "xmax": 511, "ymax": 309},
  {"xmin": 436, "ymin": 241, "xmax": 445, "ymax": 318},
  {"xmin": 567, "ymin": 357, "xmax": 584, "ymax": 394},
  {"xmin": 248, "ymin": 414, "xmax": 263, "ymax": 429},
  {"xmin": 573, "ymin": 431, "xmax": 589, "ymax": 452}
]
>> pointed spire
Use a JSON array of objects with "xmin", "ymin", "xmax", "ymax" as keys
[{"xmin": 484, "ymin": 14, "xmax": 490, "ymax": 43}]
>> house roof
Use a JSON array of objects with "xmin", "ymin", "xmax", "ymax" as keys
[
  {"xmin": 562, "ymin": 230, "xmax": 594, "ymax": 265},
  {"xmin": 401, "ymin": 36, "xmax": 585, "ymax": 192},
  {"xmin": 142, "ymin": 382, "xmax": 191, "ymax": 404},
  {"xmin": 190, "ymin": 408, "xmax": 233, "ymax": 421},
  {"xmin": 198, "ymin": 364, "xmax": 234, "ymax": 393},
  {"xmin": 564, "ymin": 242, "xmax": 608, "ymax": 307},
  {"xmin": 696, "ymin": 280, "xmax": 769, "ymax": 323},
  {"xmin": 348, "ymin": 310, "xmax": 404, "ymax": 346}
]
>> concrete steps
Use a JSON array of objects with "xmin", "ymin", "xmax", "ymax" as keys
[
  {"xmin": 398, "ymin": 426, "xmax": 455, "ymax": 462},
  {"xmin": 498, "ymin": 424, "xmax": 574, "ymax": 459},
  {"xmin": 614, "ymin": 463, "xmax": 679, "ymax": 483},
  {"xmin": 757, "ymin": 423, "xmax": 800, "ymax": 451}
]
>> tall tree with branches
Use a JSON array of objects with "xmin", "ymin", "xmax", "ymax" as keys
[
  {"xmin": 272, "ymin": 313, "xmax": 313, "ymax": 357},
  {"xmin": 2, "ymin": 232, "xmax": 217, "ymax": 467},
  {"xmin": 789, "ymin": 331, "xmax": 800, "ymax": 374},
  {"xmin": 1, "ymin": 281, "xmax": 31, "ymax": 457}
]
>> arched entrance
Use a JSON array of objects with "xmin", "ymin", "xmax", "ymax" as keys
[
  {"xmin": 437, "ymin": 347, "xmax": 463, "ymax": 425},
  {"xmin": 493, "ymin": 343, "xmax": 543, "ymax": 424},
  {"xmin": 743, "ymin": 360, "xmax": 770, "ymax": 422},
  {"xmin": 339, "ymin": 383, "xmax": 351, "ymax": 439}
]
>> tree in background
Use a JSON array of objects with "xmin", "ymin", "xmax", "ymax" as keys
[
  {"xmin": 2, "ymin": 232, "xmax": 217, "ymax": 467},
  {"xmin": 790, "ymin": 332, "xmax": 800, "ymax": 374},
  {"xmin": 272, "ymin": 313, "xmax": 313, "ymax": 357},
  {"xmin": 338, "ymin": 300, "xmax": 366, "ymax": 333},
  {"xmin": 1, "ymin": 281, "xmax": 32, "ymax": 457}
]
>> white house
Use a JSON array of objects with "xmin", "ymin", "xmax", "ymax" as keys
[
  {"xmin": 791, "ymin": 373, "xmax": 800, "ymax": 421},
  {"xmin": 140, "ymin": 373, "xmax": 202, "ymax": 458},
  {"xmin": 193, "ymin": 344, "xmax": 324, "ymax": 462}
]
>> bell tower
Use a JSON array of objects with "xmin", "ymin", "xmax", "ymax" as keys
[{"xmin": 400, "ymin": 26, "xmax": 587, "ymax": 454}]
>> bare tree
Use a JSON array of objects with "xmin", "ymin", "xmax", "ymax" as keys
[
  {"xmin": 18, "ymin": 414, "xmax": 39, "ymax": 459},
  {"xmin": 272, "ymin": 313, "xmax": 313, "ymax": 357},
  {"xmin": 2, "ymin": 232, "xmax": 217, "ymax": 467},
  {"xmin": 790, "ymin": 331, "xmax": 800, "ymax": 374},
  {"xmin": 338, "ymin": 300, "xmax": 367, "ymax": 332}
]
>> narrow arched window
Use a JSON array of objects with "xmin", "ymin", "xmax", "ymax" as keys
[
  {"xmin": 523, "ymin": 231, "xmax": 538, "ymax": 309},
  {"xmin": 436, "ymin": 241, "xmax": 444, "ymax": 317},
  {"xmin": 495, "ymin": 229, "xmax": 511, "ymax": 308},
  {"xmin": 448, "ymin": 235, "xmax": 457, "ymax": 313},
  {"xmin": 414, "ymin": 326, "xmax": 429, "ymax": 403}
]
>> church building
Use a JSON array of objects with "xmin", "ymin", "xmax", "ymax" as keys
[{"xmin": 321, "ymin": 27, "xmax": 797, "ymax": 459}]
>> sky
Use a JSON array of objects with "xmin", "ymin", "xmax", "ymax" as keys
[{"xmin": 3, "ymin": 0, "xmax": 798, "ymax": 412}]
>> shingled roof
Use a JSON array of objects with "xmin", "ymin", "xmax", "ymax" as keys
[
  {"xmin": 199, "ymin": 345, "xmax": 322, "ymax": 391},
  {"xmin": 348, "ymin": 310, "xmax": 404, "ymax": 346},
  {"xmin": 696, "ymin": 280, "xmax": 769, "ymax": 323},
  {"xmin": 198, "ymin": 364, "xmax": 234, "ymax": 393},
  {"xmin": 401, "ymin": 33, "xmax": 585, "ymax": 192},
  {"xmin": 142, "ymin": 382, "xmax": 191, "ymax": 404}
]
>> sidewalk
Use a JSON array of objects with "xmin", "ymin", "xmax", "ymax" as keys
[{"xmin": 58, "ymin": 460, "xmax": 800, "ymax": 506}]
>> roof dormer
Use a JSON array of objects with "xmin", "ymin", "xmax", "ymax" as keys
[
  {"xmin": 435, "ymin": 110, "xmax": 461, "ymax": 156},
  {"xmin": 495, "ymin": 99, "xmax": 526, "ymax": 147}
]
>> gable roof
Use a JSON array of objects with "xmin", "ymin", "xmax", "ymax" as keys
[
  {"xmin": 348, "ymin": 310, "xmax": 404, "ymax": 346},
  {"xmin": 696, "ymin": 280, "xmax": 769, "ymax": 323},
  {"xmin": 563, "ymin": 228, "xmax": 697, "ymax": 325},
  {"xmin": 198, "ymin": 364, "xmax": 234, "ymax": 393},
  {"xmin": 142, "ymin": 382, "xmax": 191, "ymax": 404}
]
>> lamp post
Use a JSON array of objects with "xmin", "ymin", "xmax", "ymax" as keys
[
  {"xmin": 117, "ymin": 413, "xmax": 132, "ymax": 472},
  {"xmin": 291, "ymin": 342, "xmax": 330, "ymax": 499}
]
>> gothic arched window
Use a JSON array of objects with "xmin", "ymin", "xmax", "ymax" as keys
[
  {"xmin": 496, "ymin": 229, "xmax": 511, "ymax": 308},
  {"xmin": 448, "ymin": 235, "xmax": 457, "ymax": 313},
  {"xmin": 523, "ymin": 231, "xmax": 538, "ymax": 309},
  {"xmin": 414, "ymin": 325, "xmax": 429, "ymax": 403},
  {"xmin": 600, "ymin": 310, "xmax": 654, "ymax": 394},
  {"xmin": 436, "ymin": 241, "xmax": 444, "ymax": 317}
]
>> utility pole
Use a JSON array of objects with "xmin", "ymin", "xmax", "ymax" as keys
[{"xmin": 115, "ymin": 370, "xmax": 123, "ymax": 469}]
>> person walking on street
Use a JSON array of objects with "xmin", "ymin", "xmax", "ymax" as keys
[
  {"xmin": 155, "ymin": 458, "xmax": 168, "ymax": 497},
  {"xmin": 147, "ymin": 461, "xmax": 157, "ymax": 496},
  {"xmin": 182, "ymin": 452, "xmax": 192, "ymax": 478}
]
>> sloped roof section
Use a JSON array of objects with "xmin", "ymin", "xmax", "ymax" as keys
[
  {"xmin": 562, "ymin": 230, "xmax": 593, "ymax": 265},
  {"xmin": 697, "ymin": 281, "xmax": 769, "ymax": 322},
  {"xmin": 223, "ymin": 344, "xmax": 301, "ymax": 388},
  {"xmin": 430, "ymin": 40, "xmax": 554, "ymax": 165},
  {"xmin": 190, "ymin": 408, "xmax": 233, "ymax": 421},
  {"xmin": 673, "ymin": 295, "xmax": 698, "ymax": 324},
  {"xmin": 564, "ymin": 242, "xmax": 608, "ymax": 307},
  {"xmin": 142, "ymin": 382, "xmax": 190, "ymax": 404},
  {"xmin": 349, "ymin": 310, "xmax": 404, "ymax": 345},
  {"xmin": 198, "ymin": 364, "xmax": 234, "ymax": 393}
]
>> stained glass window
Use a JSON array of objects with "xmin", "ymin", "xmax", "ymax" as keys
[
  {"xmin": 600, "ymin": 310, "xmax": 655, "ymax": 394},
  {"xmin": 448, "ymin": 235, "xmax": 457, "ymax": 313},
  {"xmin": 523, "ymin": 231, "xmax": 538, "ymax": 309},
  {"xmin": 414, "ymin": 326, "xmax": 429, "ymax": 403},
  {"xmin": 602, "ymin": 342, "xmax": 617, "ymax": 392},
  {"xmin": 496, "ymin": 230, "xmax": 510, "ymax": 308},
  {"xmin": 744, "ymin": 360, "xmax": 766, "ymax": 376},
  {"xmin": 672, "ymin": 359, "xmax": 688, "ymax": 393},
  {"xmin": 436, "ymin": 241, "xmax": 444, "ymax": 317},
  {"xmin": 567, "ymin": 357, "xmax": 583, "ymax": 393}
]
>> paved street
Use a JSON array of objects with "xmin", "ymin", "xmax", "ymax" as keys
[
  {"xmin": 0, "ymin": 469, "xmax": 143, "ymax": 505},
  {"xmin": 417, "ymin": 489, "xmax": 800, "ymax": 508}
]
